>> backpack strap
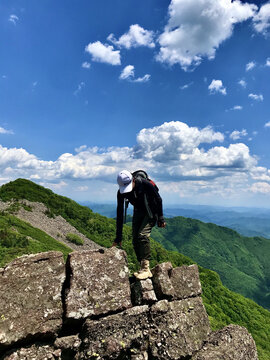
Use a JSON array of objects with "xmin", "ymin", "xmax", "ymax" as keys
[{"xmin": 124, "ymin": 198, "xmax": 129, "ymax": 224}]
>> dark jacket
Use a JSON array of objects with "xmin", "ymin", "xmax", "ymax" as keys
[{"xmin": 115, "ymin": 178, "xmax": 164, "ymax": 243}]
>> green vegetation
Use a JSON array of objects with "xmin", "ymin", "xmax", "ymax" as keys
[
  {"xmin": 151, "ymin": 216, "xmax": 270, "ymax": 310},
  {"xmin": 200, "ymin": 267, "xmax": 270, "ymax": 360},
  {"xmin": 66, "ymin": 232, "xmax": 84, "ymax": 245},
  {"xmin": 0, "ymin": 214, "xmax": 72, "ymax": 267},
  {"xmin": 0, "ymin": 179, "xmax": 270, "ymax": 360},
  {"xmin": 0, "ymin": 227, "xmax": 29, "ymax": 248}
]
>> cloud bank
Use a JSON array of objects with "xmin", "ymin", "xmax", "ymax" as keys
[{"xmin": 1, "ymin": 121, "xmax": 268, "ymax": 202}]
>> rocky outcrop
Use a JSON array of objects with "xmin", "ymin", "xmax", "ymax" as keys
[
  {"xmin": 149, "ymin": 298, "xmax": 210, "ymax": 359},
  {"xmin": 192, "ymin": 324, "xmax": 258, "ymax": 360},
  {"xmin": 0, "ymin": 250, "xmax": 259, "ymax": 360}
]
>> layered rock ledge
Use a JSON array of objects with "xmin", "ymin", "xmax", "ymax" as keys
[{"xmin": 0, "ymin": 249, "xmax": 258, "ymax": 360}]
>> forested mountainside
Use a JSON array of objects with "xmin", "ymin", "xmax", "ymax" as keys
[
  {"xmin": 151, "ymin": 216, "xmax": 270, "ymax": 310},
  {"xmin": 0, "ymin": 179, "xmax": 269, "ymax": 360}
]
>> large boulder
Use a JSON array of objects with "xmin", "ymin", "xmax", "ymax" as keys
[
  {"xmin": 0, "ymin": 251, "xmax": 65, "ymax": 350},
  {"xmin": 149, "ymin": 298, "xmax": 211, "ymax": 359},
  {"xmin": 65, "ymin": 248, "xmax": 132, "ymax": 320},
  {"xmin": 170, "ymin": 264, "xmax": 202, "ymax": 299},
  {"xmin": 192, "ymin": 324, "xmax": 259, "ymax": 360},
  {"xmin": 151, "ymin": 262, "xmax": 174, "ymax": 299},
  {"xmin": 152, "ymin": 262, "xmax": 201, "ymax": 301},
  {"xmin": 78, "ymin": 305, "xmax": 149, "ymax": 359}
]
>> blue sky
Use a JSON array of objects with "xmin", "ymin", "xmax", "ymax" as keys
[{"xmin": 1, "ymin": 0, "xmax": 270, "ymax": 207}]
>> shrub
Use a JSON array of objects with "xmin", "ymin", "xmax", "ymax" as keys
[
  {"xmin": 0, "ymin": 228, "xmax": 29, "ymax": 248},
  {"xmin": 66, "ymin": 233, "xmax": 84, "ymax": 245}
]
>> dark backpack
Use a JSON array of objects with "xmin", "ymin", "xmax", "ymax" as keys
[
  {"xmin": 124, "ymin": 170, "xmax": 159, "ymax": 223},
  {"xmin": 132, "ymin": 170, "xmax": 159, "ymax": 191}
]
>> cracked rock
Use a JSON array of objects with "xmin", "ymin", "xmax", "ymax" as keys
[
  {"xmin": 0, "ymin": 252, "xmax": 65, "ymax": 350},
  {"xmin": 65, "ymin": 248, "xmax": 132, "ymax": 320}
]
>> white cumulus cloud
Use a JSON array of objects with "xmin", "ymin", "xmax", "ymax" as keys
[
  {"xmin": 180, "ymin": 82, "xmax": 193, "ymax": 90},
  {"xmin": 0, "ymin": 127, "xmax": 14, "ymax": 135},
  {"xmin": 232, "ymin": 105, "xmax": 243, "ymax": 111},
  {"xmin": 208, "ymin": 80, "xmax": 226, "ymax": 95},
  {"xmin": 246, "ymin": 61, "xmax": 256, "ymax": 71},
  {"xmin": 85, "ymin": 41, "xmax": 121, "ymax": 65},
  {"xmin": 134, "ymin": 121, "xmax": 224, "ymax": 162},
  {"xmin": 248, "ymin": 93, "xmax": 264, "ymax": 101},
  {"xmin": 264, "ymin": 121, "xmax": 270, "ymax": 128},
  {"xmin": 82, "ymin": 62, "xmax": 91, "ymax": 69},
  {"xmin": 230, "ymin": 129, "xmax": 248, "ymax": 141},
  {"xmin": 238, "ymin": 79, "xmax": 247, "ymax": 88},
  {"xmin": 1, "ymin": 121, "xmax": 269, "ymax": 203},
  {"xmin": 119, "ymin": 65, "xmax": 150, "ymax": 83},
  {"xmin": 9, "ymin": 14, "xmax": 19, "ymax": 25},
  {"xmin": 133, "ymin": 74, "xmax": 151, "ymax": 83},
  {"xmin": 250, "ymin": 182, "xmax": 270, "ymax": 194},
  {"xmin": 253, "ymin": 2, "xmax": 270, "ymax": 35},
  {"xmin": 107, "ymin": 24, "xmax": 155, "ymax": 49},
  {"xmin": 156, "ymin": 0, "xmax": 257, "ymax": 70},
  {"xmin": 119, "ymin": 65, "xmax": 135, "ymax": 80},
  {"xmin": 250, "ymin": 167, "xmax": 270, "ymax": 182}
]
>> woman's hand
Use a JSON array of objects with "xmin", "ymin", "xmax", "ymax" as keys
[{"xmin": 112, "ymin": 241, "xmax": 122, "ymax": 248}]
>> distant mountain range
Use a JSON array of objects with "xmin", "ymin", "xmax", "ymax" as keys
[
  {"xmin": 163, "ymin": 205, "xmax": 270, "ymax": 239},
  {"xmin": 81, "ymin": 202, "xmax": 270, "ymax": 239}
]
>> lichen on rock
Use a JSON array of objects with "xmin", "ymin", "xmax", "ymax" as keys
[{"xmin": 65, "ymin": 247, "xmax": 132, "ymax": 320}]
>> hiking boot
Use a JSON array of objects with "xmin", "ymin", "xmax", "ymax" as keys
[{"xmin": 134, "ymin": 260, "xmax": 152, "ymax": 280}]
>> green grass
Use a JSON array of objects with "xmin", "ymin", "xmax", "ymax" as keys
[
  {"xmin": 0, "ymin": 178, "xmax": 270, "ymax": 360},
  {"xmin": 66, "ymin": 232, "xmax": 84, "ymax": 245},
  {"xmin": 0, "ymin": 214, "xmax": 72, "ymax": 267},
  {"xmin": 200, "ymin": 267, "xmax": 270, "ymax": 360}
]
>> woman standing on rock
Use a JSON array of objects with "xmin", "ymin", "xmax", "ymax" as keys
[{"xmin": 113, "ymin": 170, "xmax": 166, "ymax": 280}]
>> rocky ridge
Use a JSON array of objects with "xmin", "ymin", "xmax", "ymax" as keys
[
  {"xmin": 0, "ymin": 248, "xmax": 258, "ymax": 360},
  {"xmin": 0, "ymin": 200, "xmax": 100, "ymax": 251}
]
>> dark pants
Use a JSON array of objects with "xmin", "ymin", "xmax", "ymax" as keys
[{"xmin": 132, "ymin": 209, "xmax": 155, "ymax": 262}]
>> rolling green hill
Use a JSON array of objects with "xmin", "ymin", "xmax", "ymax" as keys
[
  {"xmin": 151, "ymin": 216, "xmax": 270, "ymax": 310},
  {"xmin": 0, "ymin": 179, "xmax": 270, "ymax": 360}
]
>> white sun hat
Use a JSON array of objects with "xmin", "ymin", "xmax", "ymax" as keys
[{"xmin": 117, "ymin": 170, "xmax": 133, "ymax": 194}]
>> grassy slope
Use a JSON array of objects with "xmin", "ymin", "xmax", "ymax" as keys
[
  {"xmin": 0, "ymin": 179, "xmax": 269, "ymax": 360},
  {"xmin": 0, "ymin": 214, "xmax": 72, "ymax": 267},
  {"xmin": 151, "ymin": 216, "xmax": 270, "ymax": 309}
]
